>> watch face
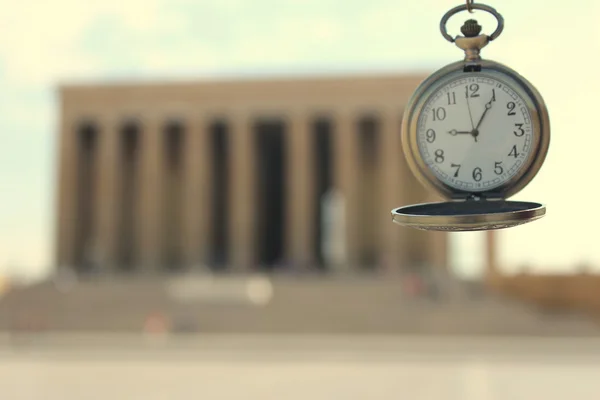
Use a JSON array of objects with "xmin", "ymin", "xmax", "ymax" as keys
[{"xmin": 417, "ymin": 73, "xmax": 534, "ymax": 193}]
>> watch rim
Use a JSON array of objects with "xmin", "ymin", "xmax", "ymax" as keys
[
  {"xmin": 391, "ymin": 200, "xmax": 546, "ymax": 231},
  {"xmin": 401, "ymin": 60, "xmax": 551, "ymax": 200}
]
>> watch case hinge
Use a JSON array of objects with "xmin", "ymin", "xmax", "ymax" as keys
[
  {"xmin": 451, "ymin": 193, "xmax": 504, "ymax": 202},
  {"xmin": 467, "ymin": 193, "xmax": 503, "ymax": 202}
]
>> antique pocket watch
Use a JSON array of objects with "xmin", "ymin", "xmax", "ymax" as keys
[{"xmin": 391, "ymin": 1, "xmax": 550, "ymax": 232}]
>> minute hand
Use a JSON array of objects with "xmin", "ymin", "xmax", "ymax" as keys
[{"xmin": 475, "ymin": 97, "xmax": 494, "ymax": 130}]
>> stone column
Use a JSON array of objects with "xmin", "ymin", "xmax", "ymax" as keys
[
  {"xmin": 228, "ymin": 114, "xmax": 256, "ymax": 271},
  {"xmin": 56, "ymin": 113, "xmax": 78, "ymax": 268},
  {"xmin": 286, "ymin": 113, "xmax": 315, "ymax": 269},
  {"xmin": 182, "ymin": 117, "xmax": 211, "ymax": 269},
  {"xmin": 378, "ymin": 110, "xmax": 410, "ymax": 274},
  {"xmin": 331, "ymin": 111, "xmax": 359, "ymax": 270},
  {"xmin": 137, "ymin": 116, "xmax": 164, "ymax": 270},
  {"xmin": 93, "ymin": 117, "xmax": 121, "ymax": 270}
]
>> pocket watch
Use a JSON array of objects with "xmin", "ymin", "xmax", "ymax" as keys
[{"xmin": 391, "ymin": 1, "xmax": 550, "ymax": 231}]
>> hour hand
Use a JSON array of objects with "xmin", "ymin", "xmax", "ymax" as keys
[
  {"xmin": 448, "ymin": 129, "xmax": 472, "ymax": 136},
  {"xmin": 475, "ymin": 97, "xmax": 494, "ymax": 130}
]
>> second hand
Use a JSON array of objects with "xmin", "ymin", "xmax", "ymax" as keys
[{"xmin": 466, "ymin": 86, "xmax": 475, "ymax": 130}]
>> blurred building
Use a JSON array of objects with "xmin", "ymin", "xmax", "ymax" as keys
[{"xmin": 55, "ymin": 73, "xmax": 448, "ymax": 275}]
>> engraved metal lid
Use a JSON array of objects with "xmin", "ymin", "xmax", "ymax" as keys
[{"xmin": 391, "ymin": 200, "xmax": 545, "ymax": 231}]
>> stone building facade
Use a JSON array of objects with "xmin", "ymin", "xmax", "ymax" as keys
[{"xmin": 55, "ymin": 73, "xmax": 447, "ymax": 274}]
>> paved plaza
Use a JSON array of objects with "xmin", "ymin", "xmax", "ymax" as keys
[{"xmin": 2, "ymin": 334, "xmax": 600, "ymax": 399}]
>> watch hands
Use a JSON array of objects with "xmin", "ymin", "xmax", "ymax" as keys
[
  {"xmin": 465, "ymin": 87, "xmax": 475, "ymax": 130},
  {"xmin": 446, "ymin": 91, "xmax": 494, "ymax": 143},
  {"xmin": 448, "ymin": 129, "xmax": 472, "ymax": 136},
  {"xmin": 448, "ymin": 129, "xmax": 478, "ymax": 142},
  {"xmin": 475, "ymin": 96, "xmax": 494, "ymax": 131}
]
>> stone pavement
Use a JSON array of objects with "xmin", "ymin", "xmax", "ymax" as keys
[
  {"xmin": 2, "ymin": 335, "xmax": 600, "ymax": 400},
  {"xmin": 1, "ymin": 274, "xmax": 599, "ymax": 336}
]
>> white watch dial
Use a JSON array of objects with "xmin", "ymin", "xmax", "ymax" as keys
[{"xmin": 417, "ymin": 74, "xmax": 534, "ymax": 192}]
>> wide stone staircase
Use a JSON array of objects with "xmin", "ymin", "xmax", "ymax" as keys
[{"xmin": 0, "ymin": 272, "xmax": 598, "ymax": 336}]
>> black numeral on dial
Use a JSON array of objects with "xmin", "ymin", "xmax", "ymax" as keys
[
  {"xmin": 451, "ymin": 163, "xmax": 461, "ymax": 177},
  {"xmin": 514, "ymin": 123, "xmax": 525, "ymax": 137},
  {"xmin": 465, "ymin": 84, "xmax": 480, "ymax": 98},
  {"xmin": 472, "ymin": 167, "xmax": 482, "ymax": 182},
  {"xmin": 434, "ymin": 149, "xmax": 444, "ymax": 163},
  {"xmin": 447, "ymin": 92, "xmax": 456, "ymax": 105},
  {"xmin": 507, "ymin": 102, "xmax": 516, "ymax": 116},
  {"xmin": 508, "ymin": 145, "xmax": 519, "ymax": 158},
  {"xmin": 426, "ymin": 129, "xmax": 436, "ymax": 143},
  {"xmin": 432, "ymin": 107, "xmax": 446, "ymax": 121},
  {"xmin": 494, "ymin": 162, "xmax": 503, "ymax": 175}
]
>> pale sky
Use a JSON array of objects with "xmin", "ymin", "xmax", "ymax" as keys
[{"xmin": 1, "ymin": 0, "xmax": 599, "ymax": 279}]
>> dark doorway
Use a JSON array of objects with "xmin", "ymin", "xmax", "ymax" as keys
[
  {"xmin": 357, "ymin": 116, "xmax": 380, "ymax": 269},
  {"xmin": 312, "ymin": 118, "xmax": 333, "ymax": 269},
  {"xmin": 255, "ymin": 119, "xmax": 286, "ymax": 270},
  {"xmin": 208, "ymin": 121, "xmax": 229, "ymax": 270},
  {"xmin": 117, "ymin": 122, "xmax": 139, "ymax": 271},
  {"xmin": 74, "ymin": 122, "xmax": 98, "ymax": 273},
  {"xmin": 163, "ymin": 122, "xmax": 185, "ymax": 271}
]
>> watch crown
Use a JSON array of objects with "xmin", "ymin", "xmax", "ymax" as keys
[{"xmin": 460, "ymin": 19, "xmax": 482, "ymax": 38}]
